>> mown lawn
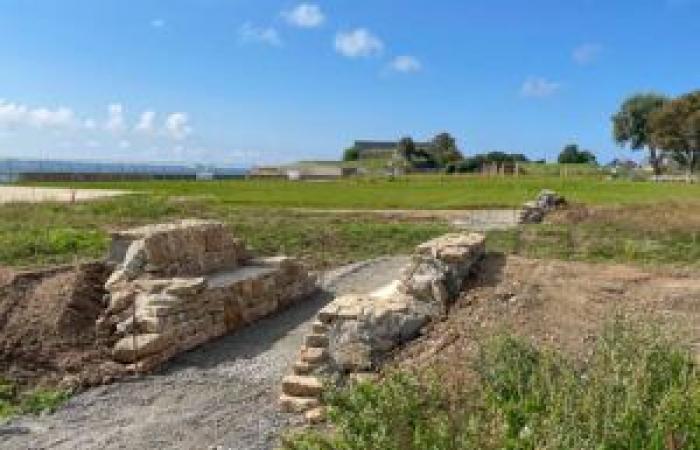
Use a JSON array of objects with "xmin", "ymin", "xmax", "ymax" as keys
[{"xmin": 24, "ymin": 175, "xmax": 700, "ymax": 209}]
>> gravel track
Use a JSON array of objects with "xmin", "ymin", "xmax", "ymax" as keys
[{"xmin": 1, "ymin": 256, "xmax": 409, "ymax": 450}]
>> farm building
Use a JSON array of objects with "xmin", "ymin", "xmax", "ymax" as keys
[
  {"xmin": 352, "ymin": 140, "xmax": 432, "ymax": 159},
  {"xmin": 249, "ymin": 164, "xmax": 357, "ymax": 180}
]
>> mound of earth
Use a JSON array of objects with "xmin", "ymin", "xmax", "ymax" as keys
[
  {"xmin": 390, "ymin": 254, "xmax": 700, "ymax": 387},
  {"xmin": 0, "ymin": 263, "xmax": 128, "ymax": 389}
]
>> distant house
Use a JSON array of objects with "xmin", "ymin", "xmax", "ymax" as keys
[{"xmin": 353, "ymin": 140, "xmax": 432, "ymax": 159}]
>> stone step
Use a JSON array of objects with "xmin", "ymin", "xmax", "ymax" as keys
[
  {"xmin": 279, "ymin": 394, "xmax": 320, "ymax": 413},
  {"xmin": 305, "ymin": 406, "xmax": 326, "ymax": 424},
  {"xmin": 311, "ymin": 320, "xmax": 328, "ymax": 334},
  {"xmin": 300, "ymin": 346, "xmax": 327, "ymax": 364},
  {"xmin": 293, "ymin": 360, "xmax": 315, "ymax": 375},
  {"xmin": 282, "ymin": 375, "xmax": 323, "ymax": 398},
  {"xmin": 304, "ymin": 333, "xmax": 329, "ymax": 348}
]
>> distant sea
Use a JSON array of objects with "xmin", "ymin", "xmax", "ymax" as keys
[{"xmin": 0, "ymin": 158, "xmax": 247, "ymax": 182}]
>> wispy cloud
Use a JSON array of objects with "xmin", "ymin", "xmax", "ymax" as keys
[
  {"xmin": 283, "ymin": 3, "xmax": 325, "ymax": 28},
  {"xmin": 520, "ymin": 77, "xmax": 561, "ymax": 98},
  {"xmin": 389, "ymin": 55, "xmax": 422, "ymax": 73},
  {"xmin": 150, "ymin": 18, "xmax": 166, "ymax": 29},
  {"xmin": 135, "ymin": 111, "xmax": 156, "ymax": 133},
  {"xmin": 0, "ymin": 100, "xmax": 76, "ymax": 129},
  {"xmin": 238, "ymin": 22, "xmax": 282, "ymax": 47},
  {"xmin": 104, "ymin": 103, "xmax": 126, "ymax": 133},
  {"xmin": 334, "ymin": 28, "xmax": 383, "ymax": 58},
  {"xmin": 164, "ymin": 112, "xmax": 192, "ymax": 140},
  {"xmin": 572, "ymin": 43, "xmax": 602, "ymax": 65}
]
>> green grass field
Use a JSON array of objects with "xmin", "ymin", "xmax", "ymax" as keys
[
  {"xmin": 25, "ymin": 175, "xmax": 700, "ymax": 209},
  {"xmin": 6, "ymin": 175, "xmax": 700, "ymax": 269}
]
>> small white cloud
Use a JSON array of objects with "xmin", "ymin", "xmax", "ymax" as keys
[
  {"xmin": 572, "ymin": 43, "xmax": 602, "ymax": 65},
  {"xmin": 520, "ymin": 77, "xmax": 561, "ymax": 98},
  {"xmin": 389, "ymin": 55, "xmax": 422, "ymax": 73},
  {"xmin": 85, "ymin": 139, "xmax": 100, "ymax": 149},
  {"xmin": 151, "ymin": 18, "xmax": 165, "ymax": 28},
  {"xmin": 283, "ymin": 3, "xmax": 325, "ymax": 28},
  {"xmin": 164, "ymin": 112, "xmax": 192, "ymax": 140},
  {"xmin": 238, "ymin": 22, "xmax": 282, "ymax": 47},
  {"xmin": 105, "ymin": 103, "xmax": 126, "ymax": 133},
  {"xmin": 83, "ymin": 118, "xmax": 96, "ymax": 129},
  {"xmin": 118, "ymin": 139, "xmax": 131, "ymax": 149},
  {"xmin": 0, "ymin": 100, "xmax": 76, "ymax": 129},
  {"xmin": 135, "ymin": 111, "xmax": 156, "ymax": 133},
  {"xmin": 334, "ymin": 28, "xmax": 384, "ymax": 58}
]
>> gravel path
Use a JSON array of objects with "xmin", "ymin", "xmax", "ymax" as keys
[{"xmin": 1, "ymin": 256, "xmax": 409, "ymax": 450}]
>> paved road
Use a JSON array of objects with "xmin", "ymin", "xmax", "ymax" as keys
[{"xmin": 1, "ymin": 256, "xmax": 409, "ymax": 450}]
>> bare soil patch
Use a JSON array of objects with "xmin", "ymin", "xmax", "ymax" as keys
[
  {"xmin": 0, "ymin": 263, "xmax": 128, "ymax": 389},
  {"xmin": 391, "ymin": 254, "xmax": 700, "ymax": 387}
]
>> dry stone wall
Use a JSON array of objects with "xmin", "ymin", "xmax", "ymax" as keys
[
  {"xmin": 519, "ymin": 189, "xmax": 566, "ymax": 224},
  {"xmin": 97, "ymin": 220, "xmax": 317, "ymax": 372},
  {"xmin": 280, "ymin": 232, "xmax": 485, "ymax": 420}
]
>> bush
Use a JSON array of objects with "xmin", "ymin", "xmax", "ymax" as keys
[{"xmin": 284, "ymin": 320, "xmax": 700, "ymax": 450}]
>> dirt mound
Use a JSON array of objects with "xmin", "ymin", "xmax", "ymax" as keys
[
  {"xmin": 390, "ymin": 254, "xmax": 700, "ymax": 387},
  {"xmin": 0, "ymin": 263, "xmax": 128, "ymax": 389}
]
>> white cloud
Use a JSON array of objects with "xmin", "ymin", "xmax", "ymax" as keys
[
  {"xmin": 105, "ymin": 103, "xmax": 126, "ymax": 133},
  {"xmin": 389, "ymin": 55, "xmax": 422, "ymax": 73},
  {"xmin": 572, "ymin": 43, "xmax": 602, "ymax": 65},
  {"xmin": 118, "ymin": 139, "xmax": 131, "ymax": 149},
  {"xmin": 238, "ymin": 22, "xmax": 282, "ymax": 46},
  {"xmin": 150, "ymin": 18, "xmax": 166, "ymax": 28},
  {"xmin": 283, "ymin": 3, "xmax": 325, "ymax": 28},
  {"xmin": 0, "ymin": 100, "xmax": 76, "ymax": 129},
  {"xmin": 135, "ymin": 111, "xmax": 156, "ymax": 133},
  {"xmin": 520, "ymin": 77, "xmax": 561, "ymax": 98},
  {"xmin": 334, "ymin": 28, "xmax": 383, "ymax": 58},
  {"xmin": 164, "ymin": 112, "xmax": 192, "ymax": 140},
  {"xmin": 83, "ymin": 118, "xmax": 96, "ymax": 129}
]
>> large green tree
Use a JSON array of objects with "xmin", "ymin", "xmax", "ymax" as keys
[
  {"xmin": 612, "ymin": 93, "xmax": 668, "ymax": 175},
  {"xmin": 650, "ymin": 90, "xmax": 700, "ymax": 177},
  {"xmin": 396, "ymin": 136, "xmax": 416, "ymax": 160},
  {"xmin": 557, "ymin": 144, "xmax": 597, "ymax": 164},
  {"xmin": 431, "ymin": 132, "xmax": 463, "ymax": 165}
]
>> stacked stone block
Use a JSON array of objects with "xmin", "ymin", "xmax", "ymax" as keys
[
  {"xmin": 280, "ymin": 232, "xmax": 486, "ymax": 419},
  {"xmin": 98, "ymin": 220, "xmax": 317, "ymax": 372}
]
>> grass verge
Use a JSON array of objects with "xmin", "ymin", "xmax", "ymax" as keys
[{"xmin": 0, "ymin": 379, "xmax": 69, "ymax": 421}]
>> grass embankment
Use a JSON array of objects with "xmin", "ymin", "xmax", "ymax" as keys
[
  {"xmin": 285, "ymin": 321, "xmax": 700, "ymax": 450},
  {"xmin": 25, "ymin": 175, "xmax": 700, "ymax": 209},
  {"xmin": 0, "ymin": 379, "xmax": 68, "ymax": 420}
]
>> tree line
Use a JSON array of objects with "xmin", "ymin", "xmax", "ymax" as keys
[{"xmin": 613, "ymin": 90, "xmax": 700, "ymax": 175}]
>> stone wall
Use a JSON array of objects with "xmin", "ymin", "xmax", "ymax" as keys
[
  {"xmin": 519, "ymin": 189, "xmax": 566, "ymax": 224},
  {"xmin": 97, "ymin": 220, "xmax": 317, "ymax": 372},
  {"xmin": 280, "ymin": 232, "xmax": 485, "ymax": 420}
]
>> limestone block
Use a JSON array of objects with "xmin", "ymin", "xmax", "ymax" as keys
[
  {"xmin": 279, "ymin": 394, "xmax": 319, "ymax": 413},
  {"xmin": 113, "ymin": 333, "xmax": 170, "ymax": 363},
  {"xmin": 282, "ymin": 375, "xmax": 323, "ymax": 398},
  {"xmin": 301, "ymin": 347, "xmax": 328, "ymax": 364},
  {"xmin": 305, "ymin": 334, "xmax": 329, "ymax": 348}
]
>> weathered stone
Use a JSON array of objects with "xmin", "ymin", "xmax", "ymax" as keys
[
  {"xmin": 279, "ymin": 394, "xmax": 320, "ymax": 413},
  {"xmin": 282, "ymin": 375, "xmax": 323, "ymax": 398},
  {"xmin": 305, "ymin": 334, "xmax": 329, "ymax": 348},
  {"xmin": 113, "ymin": 333, "xmax": 169, "ymax": 363},
  {"xmin": 305, "ymin": 406, "xmax": 326, "ymax": 424},
  {"xmin": 300, "ymin": 347, "xmax": 327, "ymax": 364}
]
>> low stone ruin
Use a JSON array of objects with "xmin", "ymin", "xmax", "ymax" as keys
[
  {"xmin": 280, "ymin": 232, "xmax": 485, "ymax": 419},
  {"xmin": 96, "ymin": 220, "xmax": 317, "ymax": 372},
  {"xmin": 519, "ymin": 189, "xmax": 566, "ymax": 223}
]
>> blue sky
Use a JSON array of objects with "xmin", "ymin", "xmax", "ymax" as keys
[{"xmin": 0, "ymin": 0, "xmax": 699, "ymax": 166}]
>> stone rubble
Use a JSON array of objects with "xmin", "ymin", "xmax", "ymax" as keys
[
  {"xmin": 97, "ymin": 220, "xmax": 317, "ymax": 372},
  {"xmin": 519, "ymin": 189, "xmax": 566, "ymax": 224},
  {"xmin": 279, "ymin": 232, "xmax": 486, "ymax": 419}
]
